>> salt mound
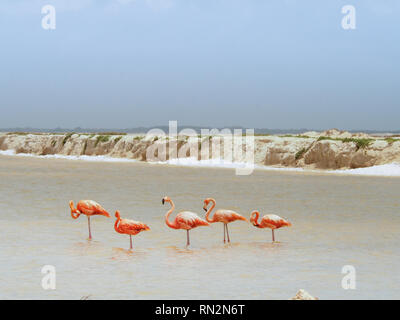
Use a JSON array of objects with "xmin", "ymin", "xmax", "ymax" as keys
[
  {"xmin": 320, "ymin": 128, "xmax": 343, "ymax": 137},
  {"xmin": 291, "ymin": 289, "xmax": 318, "ymax": 300}
]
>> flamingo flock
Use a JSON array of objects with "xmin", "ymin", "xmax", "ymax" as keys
[{"xmin": 69, "ymin": 197, "xmax": 292, "ymax": 249}]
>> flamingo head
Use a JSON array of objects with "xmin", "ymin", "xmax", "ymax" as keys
[
  {"xmin": 115, "ymin": 210, "xmax": 121, "ymax": 219},
  {"xmin": 250, "ymin": 211, "xmax": 259, "ymax": 226},
  {"xmin": 162, "ymin": 196, "xmax": 170, "ymax": 205},
  {"xmin": 69, "ymin": 200, "xmax": 80, "ymax": 214},
  {"xmin": 203, "ymin": 198, "xmax": 214, "ymax": 211},
  {"xmin": 203, "ymin": 198, "xmax": 210, "ymax": 211},
  {"xmin": 69, "ymin": 200, "xmax": 80, "ymax": 219}
]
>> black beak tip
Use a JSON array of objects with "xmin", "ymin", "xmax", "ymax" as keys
[
  {"xmin": 203, "ymin": 207, "xmax": 207, "ymax": 212},
  {"xmin": 162, "ymin": 199, "xmax": 165, "ymax": 205}
]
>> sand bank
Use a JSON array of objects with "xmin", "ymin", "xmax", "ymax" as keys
[{"xmin": 1, "ymin": 129, "xmax": 400, "ymax": 173}]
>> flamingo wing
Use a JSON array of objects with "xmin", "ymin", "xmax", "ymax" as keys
[
  {"xmin": 119, "ymin": 218, "xmax": 150, "ymax": 235},
  {"xmin": 177, "ymin": 211, "xmax": 209, "ymax": 229},
  {"xmin": 78, "ymin": 200, "xmax": 110, "ymax": 217},
  {"xmin": 262, "ymin": 214, "xmax": 291, "ymax": 228},
  {"xmin": 215, "ymin": 209, "xmax": 247, "ymax": 223}
]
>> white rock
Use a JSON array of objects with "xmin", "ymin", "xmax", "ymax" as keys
[{"xmin": 291, "ymin": 289, "xmax": 318, "ymax": 300}]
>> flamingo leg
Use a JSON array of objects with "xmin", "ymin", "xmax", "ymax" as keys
[
  {"xmin": 87, "ymin": 216, "xmax": 92, "ymax": 240},
  {"xmin": 226, "ymin": 223, "xmax": 231, "ymax": 243},
  {"xmin": 130, "ymin": 235, "xmax": 133, "ymax": 250},
  {"xmin": 186, "ymin": 230, "xmax": 190, "ymax": 246},
  {"xmin": 223, "ymin": 224, "xmax": 226, "ymax": 243},
  {"xmin": 272, "ymin": 229, "xmax": 275, "ymax": 242}
]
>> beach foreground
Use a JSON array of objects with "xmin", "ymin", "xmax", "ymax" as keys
[{"xmin": 0, "ymin": 155, "xmax": 399, "ymax": 299}]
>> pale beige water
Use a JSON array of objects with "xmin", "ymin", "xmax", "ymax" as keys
[{"xmin": 0, "ymin": 155, "xmax": 399, "ymax": 299}]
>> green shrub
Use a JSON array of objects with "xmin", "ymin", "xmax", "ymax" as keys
[
  {"xmin": 317, "ymin": 136, "xmax": 373, "ymax": 150},
  {"xmin": 95, "ymin": 135, "xmax": 110, "ymax": 147},
  {"xmin": 242, "ymin": 133, "xmax": 270, "ymax": 136},
  {"xmin": 295, "ymin": 148, "xmax": 306, "ymax": 160},
  {"xmin": 280, "ymin": 134, "xmax": 311, "ymax": 139},
  {"xmin": 353, "ymin": 138, "xmax": 373, "ymax": 150},
  {"xmin": 7, "ymin": 132, "xmax": 28, "ymax": 135},
  {"xmin": 62, "ymin": 132, "xmax": 75, "ymax": 145},
  {"xmin": 385, "ymin": 137, "xmax": 398, "ymax": 145},
  {"xmin": 96, "ymin": 132, "xmax": 127, "ymax": 136}
]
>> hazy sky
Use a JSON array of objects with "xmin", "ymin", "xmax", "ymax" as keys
[{"xmin": 0, "ymin": 0, "xmax": 399, "ymax": 130}]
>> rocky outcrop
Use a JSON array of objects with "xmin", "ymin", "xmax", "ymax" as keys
[
  {"xmin": 303, "ymin": 140, "xmax": 376, "ymax": 169},
  {"xmin": 1, "ymin": 130, "xmax": 400, "ymax": 170},
  {"xmin": 291, "ymin": 289, "xmax": 318, "ymax": 300},
  {"xmin": 262, "ymin": 139, "xmax": 312, "ymax": 166}
]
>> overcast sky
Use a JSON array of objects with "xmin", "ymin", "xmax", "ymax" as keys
[{"xmin": 0, "ymin": 0, "xmax": 399, "ymax": 130}]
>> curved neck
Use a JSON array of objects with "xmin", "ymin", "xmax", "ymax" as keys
[
  {"xmin": 251, "ymin": 211, "xmax": 260, "ymax": 227},
  {"xmin": 70, "ymin": 201, "xmax": 80, "ymax": 219},
  {"xmin": 205, "ymin": 199, "xmax": 216, "ymax": 222},
  {"xmin": 114, "ymin": 214, "xmax": 121, "ymax": 232},
  {"xmin": 165, "ymin": 200, "xmax": 177, "ymax": 229}
]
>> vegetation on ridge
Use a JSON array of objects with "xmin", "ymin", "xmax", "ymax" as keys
[
  {"xmin": 280, "ymin": 134, "xmax": 312, "ymax": 139},
  {"xmin": 95, "ymin": 135, "xmax": 111, "ymax": 147},
  {"xmin": 62, "ymin": 132, "xmax": 75, "ymax": 145},
  {"xmin": 317, "ymin": 136, "xmax": 373, "ymax": 150},
  {"xmin": 295, "ymin": 148, "xmax": 306, "ymax": 160},
  {"xmin": 384, "ymin": 137, "xmax": 399, "ymax": 145}
]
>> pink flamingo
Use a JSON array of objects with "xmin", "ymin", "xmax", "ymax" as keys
[
  {"xmin": 162, "ymin": 196, "xmax": 209, "ymax": 246},
  {"xmin": 114, "ymin": 211, "xmax": 150, "ymax": 249},
  {"xmin": 69, "ymin": 200, "xmax": 111, "ymax": 239},
  {"xmin": 250, "ymin": 210, "xmax": 292, "ymax": 242},
  {"xmin": 203, "ymin": 198, "xmax": 247, "ymax": 243}
]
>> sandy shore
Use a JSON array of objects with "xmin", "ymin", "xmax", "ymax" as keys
[{"xmin": 1, "ymin": 129, "xmax": 400, "ymax": 170}]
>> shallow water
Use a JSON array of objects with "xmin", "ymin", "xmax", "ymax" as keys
[{"xmin": 0, "ymin": 155, "xmax": 399, "ymax": 299}]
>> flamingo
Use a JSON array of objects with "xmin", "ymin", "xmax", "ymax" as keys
[
  {"xmin": 203, "ymin": 198, "xmax": 247, "ymax": 243},
  {"xmin": 162, "ymin": 196, "xmax": 209, "ymax": 246},
  {"xmin": 69, "ymin": 200, "xmax": 111, "ymax": 239},
  {"xmin": 114, "ymin": 211, "xmax": 150, "ymax": 249},
  {"xmin": 250, "ymin": 210, "xmax": 292, "ymax": 242}
]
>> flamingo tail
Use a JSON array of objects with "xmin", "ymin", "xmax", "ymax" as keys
[
  {"xmin": 197, "ymin": 219, "xmax": 210, "ymax": 227},
  {"xmin": 99, "ymin": 208, "xmax": 111, "ymax": 218}
]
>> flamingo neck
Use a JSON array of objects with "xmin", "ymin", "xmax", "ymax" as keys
[
  {"xmin": 114, "ymin": 215, "xmax": 121, "ymax": 232},
  {"xmin": 251, "ymin": 211, "xmax": 260, "ymax": 227},
  {"xmin": 205, "ymin": 199, "xmax": 216, "ymax": 223},
  {"xmin": 70, "ymin": 201, "xmax": 80, "ymax": 219},
  {"xmin": 165, "ymin": 200, "xmax": 178, "ymax": 229}
]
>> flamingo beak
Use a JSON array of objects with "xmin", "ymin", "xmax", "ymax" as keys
[
  {"xmin": 203, "ymin": 207, "xmax": 207, "ymax": 212},
  {"xmin": 162, "ymin": 198, "xmax": 165, "ymax": 205}
]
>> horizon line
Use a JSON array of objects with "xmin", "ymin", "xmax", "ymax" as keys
[{"xmin": 1, "ymin": 126, "xmax": 400, "ymax": 134}]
